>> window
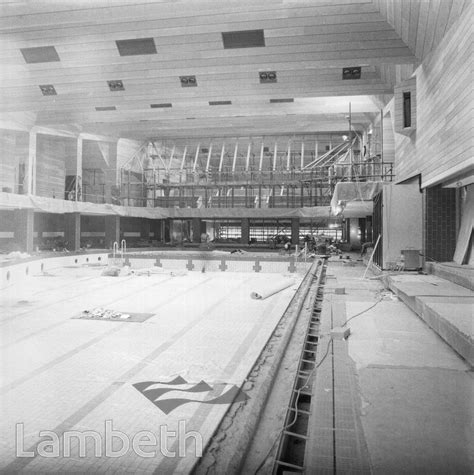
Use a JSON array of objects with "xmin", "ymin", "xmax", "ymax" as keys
[{"xmin": 403, "ymin": 92, "xmax": 411, "ymax": 128}]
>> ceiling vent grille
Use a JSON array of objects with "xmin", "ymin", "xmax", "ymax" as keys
[
  {"xmin": 150, "ymin": 103, "xmax": 172, "ymax": 108},
  {"xmin": 342, "ymin": 67, "xmax": 361, "ymax": 80},
  {"xmin": 95, "ymin": 106, "xmax": 116, "ymax": 111},
  {"xmin": 39, "ymin": 84, "xmax": 57, "ymax": 96},
  {"xmin": 259, "ymin": 71, "xmax": 277, "ymax": 83},
  {"xmin": 21, "ymin": 46, "xmax": 60, "ymax": 64},
  {"xmin": 209, "ymin": 100, "xmax": 232, "ymax": 106},
  {"xmin": 180, "ymin": 76, "xmax": 197, "ymax": 87},
  {"xmin": 107, "ymin": 80, "xmax": 124, "ymax": 91},
  {"xmin": 222, "ymin": 29, "xmax": 265, "ymax": 49},
  {"xmin": 270, "ymin": 98, "xmax": 294, "ymax": 103},
  {"xmin": 116, "ymin": 38, "xmax": 157, "ymax": 56}
]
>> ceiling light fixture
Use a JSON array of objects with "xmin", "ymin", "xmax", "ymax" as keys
[
  {"xmin": 107, "ymin": 80, "xmax": 124, "ymax": 91},
  {"xmin": 342, "ymin": 67, "xmax": 361, "ymax": 80},
  {"xmin": 180, "ymin": 76, "xmax": 197, "ymax": 87},
  {"xmin": 39, "ymin": 84, "xmax": 57, "ymax": 96},
  {"xmin": 259, "ymin": 71, "xmax": 277, "ymax": 83}
]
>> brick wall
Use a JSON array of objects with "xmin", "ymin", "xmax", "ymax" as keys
[{"xmin": 424, "ymin": 186, "xmax": 457, "ymax": 262}]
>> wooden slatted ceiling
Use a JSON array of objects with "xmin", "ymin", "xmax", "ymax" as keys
[
  {"xmin": 0, "ymin": 0, "xmax": 460, "ymax": 140},
  {"xmin": 373, "ymin": 0, "xmax": 470, "ymax": 61}
]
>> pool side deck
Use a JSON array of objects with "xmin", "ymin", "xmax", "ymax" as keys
[{"xmin": 304, "ymin": 257, "xmax": 473, "ymax": 474}]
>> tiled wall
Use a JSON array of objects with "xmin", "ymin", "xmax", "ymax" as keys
[
  {"xmin": 0, "ymin": 253, "xmax": 108, "ymax": 289},
  {"xmin": 0, "ymin": 251, "xmax": 311, "ymax": 290},
  {"xmin": 125, "ymin": 254, "xmax": 311, "ymax": 274},
  {"xmin": 424, "ymin": 186, "xmax": 457, "ymax": 262}
]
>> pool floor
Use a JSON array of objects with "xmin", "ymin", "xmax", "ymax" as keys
[{"xmin": 0, "ymin": 265, "xmax": 302, "ymax": 473}]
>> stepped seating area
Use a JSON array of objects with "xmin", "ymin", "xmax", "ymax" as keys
[{"xmin": 386, "ymin": 266, "xmax": 473, "ymax": 366}]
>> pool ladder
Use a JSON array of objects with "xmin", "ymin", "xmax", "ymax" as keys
[{"xmin": 111, "ymin": 240, "xmax": 126, "ymax": 266}]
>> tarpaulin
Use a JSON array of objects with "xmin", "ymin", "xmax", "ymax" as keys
[
  {"xmin": 0, "ymin": 191, "xmax": 373, "ymax": 219},
  {"xmin": 330, "ymin": 181, "xmax": 386, "ymax": 216}
]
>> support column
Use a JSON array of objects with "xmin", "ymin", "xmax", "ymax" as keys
[
  {"xmin": 241, "ymin": 218, "xmax": 250, "ymax": 245},
  {"xmin": 34, "ymin": 212, "xmax": 45, "ymax": 246},
  {"xmin": 291, "ymin": 217, "xmax": 300, "ymax": 245},
  {"xmin": 27, "ymin": 130, "xmax": 37, "ymax": 195},
  {"xmin": 343, "ymin": 219, "xmax": 350, "ymax": 243},
  {"xmin": 64, "ymin": 212, "xmax": 81, "ymax": 251},
  {"xmin": 14, "ymin": 209, "xmax": 34, "ymax": 252},
  {"xmin": 105, "ymin": 215, "xmax": 120, "ymax": 249},
  {"xmin": 192, "ymin": 218, "xmax": 202, "ymax": 243},
  {"xmin": 359, "ymin": 218, "xmax": 367, "ymax": 244},
  {"xmin": 164, "ymin": 219, "xmax": 171, "ymax": 243},
  {"xmin": 140, "ymin": 219, "xmax": 150, "ymax": 242},
  {"xmin": 76, "ymin": 137, "xmax": 83, "ymax": 201},
  {"xmin": 150, "ymin": 219, "xmax": 162, "ymax": 243},
  {"xmin": 104, "ymin": 142, "xmax": 118, "ymax": 205}
]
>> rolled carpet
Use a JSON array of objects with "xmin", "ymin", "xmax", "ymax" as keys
[{"xmin": 250, "ymin": 279, "xmax": 295, "ymax": 300}]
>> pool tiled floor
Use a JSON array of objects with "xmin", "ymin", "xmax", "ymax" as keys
[{"xmin": 0, "ymin": 266, "xmax": 301, "ymax": 473}]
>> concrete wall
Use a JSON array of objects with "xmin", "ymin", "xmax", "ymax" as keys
[
  {"xmin": 124, "ymin": 253, "xmax": 311, "ymax": 274},
  {"xmin": 0, "ymin": 252, "xmax": 108, "ymax": 290},
  {"xmin": 0, "ymin": 129, "xmax": 29, "ymax": 193},
  {"xmin": 36, "ymin": 134, "xmax": 75, "ymax": 199},
  {"xmin": 382, "ymin": 181, "xmax": 423, "ymax": 268}
]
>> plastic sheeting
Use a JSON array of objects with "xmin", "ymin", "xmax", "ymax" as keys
[
  {"xmin": 330, "ymin": 181, "xmax": 385, "ymax": 216},
  {"xmin": 0, "ymin": 191, "xmax": 372, "ymax": 219},
  {"xmin": 0, "ymin": 192, "xmax": 168, "ymax": 218},
  {"xmin": 250, "ymin": 279, "xmax": 295, "ymax": 300}
]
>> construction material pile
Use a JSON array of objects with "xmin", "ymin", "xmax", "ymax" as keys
[{"xmin": 80, "ymin": 308, "xmax": 131, "ymax": 320}]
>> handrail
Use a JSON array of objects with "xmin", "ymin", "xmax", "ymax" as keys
[
  {"xmin": 112, "ymin": 241, "xmax": 118, "ymax": 259},
  {"xmin": 120, "ymin": 239, "xmax": 126, "ymax": 259}
]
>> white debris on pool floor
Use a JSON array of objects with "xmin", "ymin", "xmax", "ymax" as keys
[{"xmin": 0, "ymin": 266, "xmax": 302, "ymax": 473}]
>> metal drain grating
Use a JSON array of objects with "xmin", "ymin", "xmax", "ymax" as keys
[{"xmin": 272, "ymin": 259, "xmax": 327, "ymax": 473}]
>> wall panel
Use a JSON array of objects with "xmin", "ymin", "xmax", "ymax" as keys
[{"xmin": 394, "ymin": 5, "xmax": 473, "ymax": 186}]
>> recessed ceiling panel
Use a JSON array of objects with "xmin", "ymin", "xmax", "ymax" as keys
[
  {"xmin": 222, "ymin": 29, "xmax": 265, "ymax": 49},
  {"xmin": 21, "ymin": 46, "xmax": 60, "ymax": 63},
  {"xmin": 270, "ymin": 98, "xmax": 294, "ymax": 103},
  {"xmin": 116, "ymin": 38, "xmax": 157, "ymax": 56}
]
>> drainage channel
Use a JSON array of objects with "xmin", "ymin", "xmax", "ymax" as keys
[{"xmin": 272, "ymin": 257, "xmax": 327, "ymax": 474}]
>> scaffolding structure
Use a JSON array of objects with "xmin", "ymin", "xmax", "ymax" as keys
[{"xmin": 119, "ymin": 135, "xmax": 393, "ymax": 209}]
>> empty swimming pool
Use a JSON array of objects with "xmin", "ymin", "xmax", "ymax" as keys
[{"xmin": 0, "ymin": 251, "xmax": 310, "ymax": 473}]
